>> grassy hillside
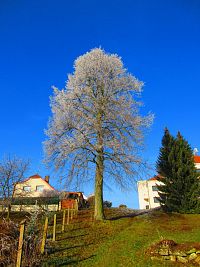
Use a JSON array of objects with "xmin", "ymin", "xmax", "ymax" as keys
[{"xmin": 42, "ymin": 209, "xmax": 200, "ymax": 267}]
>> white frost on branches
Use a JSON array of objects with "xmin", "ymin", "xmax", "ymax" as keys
[{"xmin": 44, "ymin": 48, "xmax": 153, "ymax": 188}]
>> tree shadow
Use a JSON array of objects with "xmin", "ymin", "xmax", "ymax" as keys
[
  {"xmin": 52, "ymin": 242, "xmax": 93, "ymax": 253},
  {"xmin": 43, "ymin": 254, "xmax": 96, "ymax": 266},
  {"xmin": 61, "ymin": 254, "xmax": 96, "ymax": 266},
  {"xmin": 107, "ymin": 209, "xmax": 155, "ymax": 220},
  {"xmin": 58, "ymin": 233, "xmax": 89, "ymax": 241},
  {"xmin": 66, "ymin": 225, "xmax": 90, "ymax": 231}
]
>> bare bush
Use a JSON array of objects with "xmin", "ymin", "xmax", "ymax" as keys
[
  {"xmin": 22, "ymin": 209, "xmax": 43, "ymax": 267},
  {"xmin": 119, "ymin": 204, "xmax": 127, "ymax": 209},
  {"xmin": 87, "ymin": 195, "xmax": 95, "ymax": 208},
  {"xmin": 0, "ymin": 219, "xmax": 19, "ymax": 266},
  {"xmin": 0, "ymin": 209, "xmax": 44, "ymax": 267}
]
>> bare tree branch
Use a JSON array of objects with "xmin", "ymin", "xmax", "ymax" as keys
[{"xmin": 0, "ymin": 155, "xmax": 30, "ymax": 217}]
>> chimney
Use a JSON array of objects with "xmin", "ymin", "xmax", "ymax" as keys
[{"xmin": 45, "ymin": 175, "xmax": 50, "ymax": 183}]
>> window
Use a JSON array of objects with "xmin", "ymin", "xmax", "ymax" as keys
[
  {"xmin": 23, "ymin": 186, "xmax": 31, "ymax": 192},
  {"xmin": 67, "ymin": 193, "xmax": 78, "ymax": 199},
  {"xmin": 36, "ymin": 185, "xmax": 44, "ymax": 192},
  {"xmin": 146, "ymin": 205, "xmax": 149, "ymax": 209},
  {"xmin": 154, "ymin": 197, "xmax": 160, "ymax": 203},
  {"xmin": 152, "ymin": 186, "xmax": 158, "ymax": 191}
]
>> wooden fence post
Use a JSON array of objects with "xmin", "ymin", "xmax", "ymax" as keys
[
  {"xmin": 91, "ymin": 209, "xmax": 94, "ymax": 222},
  {"xmin": 76, "ymin": 199, "xmax": 78, "ymax": 215},
  {"xmin": 71, "ymin": 204, "xmax": 73, "ymax": 220},
  {"xmin": 52, "ymin": 214, "xmax": 56, "ymax": 241},
  {"xmin": 71, "ymin": 204, "xmax": 74, "ymax": 220},
  {"xmin": 16, "ymin": 219, "xmax": 26, "ymax": 267},
  {"xmin": 67, "ymin": 207, "xmax": 70, "ymax": 225},
  {"xmin": 73, "ymin": 202, "xmax": 76, "ymax": 217},
  {"xmin": 41, "ymin": 217, "xmax": 48, "ymax": 254},
  {"xmin": 61, "ymin": 210, "xmax": 66, "ymax": 233},
  {"xmin": 74, "ymin": 200, "xmax": 78, "ymax": 216}
]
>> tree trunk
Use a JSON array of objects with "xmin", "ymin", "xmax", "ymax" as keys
[
  {"xmin": 94, "ymin": 152, "xmax": 104, "ymax": 220},
  {"xmin": 94, "ymin": 107, "xmax": 105, "ymax": 220},
  {"xmin": 7, "ymin": 204, "xmax": 11, "ymax": 220}
]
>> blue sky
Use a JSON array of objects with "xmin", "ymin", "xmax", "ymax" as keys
[{"xmin": 0, "ymin": 0, "xmax": 200, "ymax": 208}]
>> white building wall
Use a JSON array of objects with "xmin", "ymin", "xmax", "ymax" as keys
[
  {"xmin": 137, "ymin": 179, "xmax": 163, "ymax": 209},
  {"xmin": 137, "ymin": 181, "xmax": 149, "ymax": 210},
  {"xmin": 195, "ymin": 163, "xmax": 200, "ymax": 170},
  {"xmin": 138, "ymin": 157, "xmax": 200, "ymax": 209},
  {"xmin": 148, "ymin": 180, "xmax": 163, "ymax": 209}
]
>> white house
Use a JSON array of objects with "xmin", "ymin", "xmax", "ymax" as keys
[
  {"xmin": 137, "ymin": 155, "xmax": 200, "ymax": 209},
  {"xmin": 7, "ymin": 174, "xmax": 59, "ymax": 212}
]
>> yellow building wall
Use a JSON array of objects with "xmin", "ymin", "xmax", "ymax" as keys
[{"xmin": 14, "ymin": 178, "xmax": 54, "ymax": 197}]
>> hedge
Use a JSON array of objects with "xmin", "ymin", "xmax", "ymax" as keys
[{"xmin": 0, "ymin": 197, "xmax": 59, "ymax": 205}]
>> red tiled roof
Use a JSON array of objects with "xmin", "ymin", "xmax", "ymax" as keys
[
  {"xmin": 194, "ymin": 155, "xmax": 200, "ymax": 163},
  {"xmin": 148, "ymin": 156, "xmax": 200, "ymax": 181},
  {"xmin": 17, "ymin": 174, "xmax": 56, "ymax": 191},
  {"xmin": 29, "ymin": 174, "xmax": 42, "ymax": 179},
  {"xmin": 148, "ymin": 176, "xmax": 157, "ymax": 181},
  {"xmin": 148, "ymin": 174, "xmax": 162, "ymax": 181}
]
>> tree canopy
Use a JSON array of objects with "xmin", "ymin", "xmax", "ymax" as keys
[{"xmin": 44, "ymin": 48, "xmax": 153, "ymax": 219}]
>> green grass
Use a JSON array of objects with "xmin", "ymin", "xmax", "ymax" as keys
[
  {"xmin": 1, "ymin": 209, "xmax": 199, "ymax": 266},
  {"xmin": 41, "ymin": 209, "xmax": 200, "ymax": 267}
]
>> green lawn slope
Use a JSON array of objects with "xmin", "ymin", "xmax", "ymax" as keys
[{"xmin": 43, "ymin": 208, "xmax": 200, "ymax": 267}]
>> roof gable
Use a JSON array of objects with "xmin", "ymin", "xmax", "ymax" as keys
[
  {"xmin": 29, "ymin": 174, "xmax": 42, "ymax": 179},
  {"xmin": 148, "ymin": 174, "xmax": 162, "ymax": 181},
  {"xmin": 148, "ymin": 156, "xmax": 200, "ymax": 181},
  {"xmin": 194, "ymin": 155, "xmax": 200, "ymax": 163},
  {"xmin": 17, "ymin": 174, "xmax": 56, "ymax": 191}
]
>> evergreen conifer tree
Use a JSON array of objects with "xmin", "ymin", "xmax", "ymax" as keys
[
  {"xmin": 156, "ymin": 128, "xmax": 175, "ymax": 209},
  {"xmin": 156, "ymin": 129, "xmax": 200, "ymax": 213}
]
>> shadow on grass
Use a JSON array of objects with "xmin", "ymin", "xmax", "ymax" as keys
[
  {"xmin": 65, "ymin": 225, "xmax": 90, "ymax": 231},
  {"xmin": 107, "ymin": 207, "xmax": 189, "ymax": 221},
  {"xmin": 107, "ymin": 209, "xmax": 158, "ymax": 220},
  {"xmin": 43, "ymin": 254, "xmax": 96, "ymax": 266},
  {"xmin": 58, "ymin": 233, "xmax": 89, "ymax": 241},
  {"xmin": 53, "ymin": 242, "xmax": 93, "ymax": 253}
]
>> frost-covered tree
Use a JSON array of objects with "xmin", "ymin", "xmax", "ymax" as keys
[{"xmin": 44, "ymin": 48, "xmax": 153, "ymax": 220}]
